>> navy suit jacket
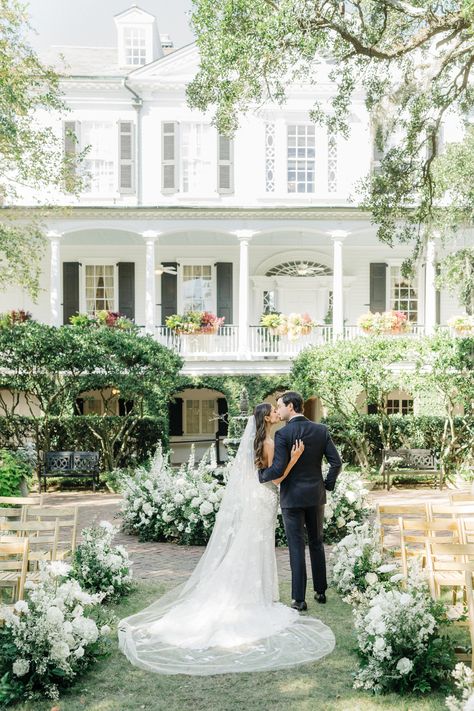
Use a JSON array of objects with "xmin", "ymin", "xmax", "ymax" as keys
[{"xmin": 258, "ymin": 415, "xmax": 342, "ymax": 508}]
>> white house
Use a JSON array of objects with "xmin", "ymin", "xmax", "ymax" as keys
[{"xmin": 1, "ymin": 5, "xmax": 472, "ymax": 460}]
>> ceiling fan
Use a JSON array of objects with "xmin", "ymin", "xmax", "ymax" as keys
[{"xmin": 154, "ymin": 264, "xmax": 178, "ymax": 276}]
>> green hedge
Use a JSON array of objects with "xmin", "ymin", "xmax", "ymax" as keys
[
  {"xmin": 0, "ymin": 415, "xmax": 168, "ymax": 471},
  {"xmin": 322, "ymin": 414, "xmax": 470, "ymax": 467}
]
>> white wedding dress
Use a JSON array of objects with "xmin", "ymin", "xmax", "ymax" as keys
[{"xmin": 118, "ymin": 417, "xmax": 335, "ymax": 675}]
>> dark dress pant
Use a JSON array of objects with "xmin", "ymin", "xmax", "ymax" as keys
[{"xmin": 282, "ymin": 504, "xmax": 327, "ymax": 602}]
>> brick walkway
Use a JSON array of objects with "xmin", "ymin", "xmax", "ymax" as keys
[{"xmin": 40, "ymin": 485, "xmax": 454, "ymax": 584}]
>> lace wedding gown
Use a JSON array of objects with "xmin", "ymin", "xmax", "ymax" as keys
[{"xmin": 118, "ymin": 417, "xmax": 335, "ymax": 675}]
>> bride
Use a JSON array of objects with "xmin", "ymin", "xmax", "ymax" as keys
[{"xmin": 118, "ymin": 403, "xmax": 335, "ymax": 675}]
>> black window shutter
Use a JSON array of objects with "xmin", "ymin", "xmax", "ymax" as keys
[
  {"xmin": 63, "ymin": 262, "xmax": 80, "ymax": 325},
  {"xmin": 369, "ymin": 263, "xmax": 387, "ymax": 313},
  {"xmin": 436, "ymin": 263, "xmax": 441, "ymax": 324},
  {"xmin": 75, "ymin": 398, "xmax": 84, "ymax": 415},
  {"xmin": 118, "ymin": 262, "xmax": 135, "ymax": 320},
  {"xmin": 217, "ymin": 397, "xmax": 228, "ymax": 436},
  {"xmin": 161, "ymin": 263, "xmax": 178, "ymax": 325},
  {"xmin": 169, "ymin": 397, "xmax": 183, "ymax": 436},
  {"xmin": 216, "ymin": 263, "xmax": 233, "ymax": 325}
]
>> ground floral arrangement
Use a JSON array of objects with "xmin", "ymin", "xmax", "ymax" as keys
[
  {"xmin": 121, "ymin": 447, "xmax": 371, "ymax": 547},
  {"xmin": 331, "ymin": 522, "xmax": 458, "ymax": 696},
  {"xmin": 0, "ymin": 522, "xmax": 134, "ymax": 707},
  {"xmin": 0, "ymin": 563, "xmax": 112, "ymax": 706},
  {"xmin": 72, "ymin": 521, "xmax": 133, "ymax": 602}
]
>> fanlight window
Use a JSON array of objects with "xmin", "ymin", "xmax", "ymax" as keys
[{"xmin": 265, "ymin": 261, "xmax": 332, "ymax": 277}]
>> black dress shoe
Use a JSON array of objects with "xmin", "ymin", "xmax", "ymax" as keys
[
  {"xmin": 315, "ymin": 592, "xmax": 327, "ymax": 604},
  {"xmin": 291, "ymin": 600, "xmax": 307, "ymax": 611}
]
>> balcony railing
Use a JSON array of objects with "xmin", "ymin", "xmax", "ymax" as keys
[{"xmin": 153, "ymin": 324, "xmax": 445, "ymax": 359}]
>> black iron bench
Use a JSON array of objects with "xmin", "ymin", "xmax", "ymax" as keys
[
  {"xmin": 381, "ymin": 448, "xmax": 441, "ymax": 490},
  {"xmin": 39, "ymin": 451, "xmax": 100, "ymax": 492}
]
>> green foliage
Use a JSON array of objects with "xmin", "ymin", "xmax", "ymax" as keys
[
  {"xmin": 0, "ymin": 321, "xmax": 181, "ymax": 471},
  {"xmin": 0, "ymin": 1, "xmax": 86, "ymax": 297},
  {"xmin": 0, "ymin": 449, "xmax": 31, "ymax": 496},
  {"xmin": 189, "ymin": 0, "xmax": 474, "ymax": 255},
  {"xmin": 436, "ymin": 249, "xmax": 474, "ymax": 315}
]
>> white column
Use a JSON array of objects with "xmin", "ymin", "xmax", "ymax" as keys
[
  {"xmin": 233, "ymin": 229, "xmax": 256, "ymax": 359},
  {"xmin": 47, "ymin": 230, "xmax": 63, "ymax": 326},
  {"xmin": 142, "ymin": 230, "xmax": 160, "ymax": 333},
  {"xmin": 329, "ymin": 230, "xmax": 348, "ymax": 339},
  {"xmin": 425, "ymin": 237, "xmax": 437, "ymax": 336}
]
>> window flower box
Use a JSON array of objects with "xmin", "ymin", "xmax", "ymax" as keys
[
  {"xmin": 166, "ymin": 311, "xmax": 225, "ymax": 335},
  {"xmin": 448, "ymin": 315, "xmax": 474, "ymax": 336},
  {"xmin": 260, "ymin": 312, "xmax": 317, "ymax": 340},
  {"xmin": 357, "ymin": 310, "xmax": 411, "ymax": 335}
]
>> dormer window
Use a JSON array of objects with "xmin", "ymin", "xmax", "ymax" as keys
[
  {"xmin": 114, "ymin": 5, "xmax": 163, "ymax": 68},
  {"xmin": 124, "ymin": 26, "xmax": 146, "ymax": 66}
]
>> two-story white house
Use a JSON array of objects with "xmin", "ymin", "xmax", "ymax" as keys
[{"xmin": 2, "ymin": 5, "xmax": 472, "ymax": 460}]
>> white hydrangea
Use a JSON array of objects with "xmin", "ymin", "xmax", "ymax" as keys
[{"xmin": 396, "ymin": 657, "xmax": 413, "ymax": 675}]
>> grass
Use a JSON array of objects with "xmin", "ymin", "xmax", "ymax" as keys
[{"xmin": 12, "ymin": 582, "xmax": 451, "ymax": 711}]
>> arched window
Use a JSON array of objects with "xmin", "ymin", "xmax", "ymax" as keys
[{"xmin": 265, "ymin": 261, "xmax": 332, "ymax": 277}]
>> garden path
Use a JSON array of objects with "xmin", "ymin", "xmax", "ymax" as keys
[{"xmin": 41, "ymin": 486, "xmax": 452, "ymax": 583}]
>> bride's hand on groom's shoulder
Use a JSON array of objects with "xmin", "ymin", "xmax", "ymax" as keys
[{"xmin": 291, "ymin": 439, "xmax": 304, "ymax": 460}]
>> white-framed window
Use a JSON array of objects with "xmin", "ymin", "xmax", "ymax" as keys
[
  {"xmin": 80, "ymin": 122, "xmax": 116, "ymax": 194},
  {"xmin": 185, "ymin": 399, "xmax": 216, "ymax": 435},
  {"xmin": 386, "ymin": 397, "xmax": 414, "ymax": 415},
  {"xmin": 390, "ymin": 266, "xmax": 418, "ymax": 322},
  {"xmin": 263, "ymin": 290, "xmax": 276, "ymax": 314},
  {"xmin": 181, "ymin": 264, "xmax": 214, "ymax": 313},
  {"xmin": 181, "ymin": 123, "xmax": 214, "ymax": 193},
  {"xmin": 287, "ymin": 124, "xmax": 315, "ymax": 193},
  {"xmin": 124, "ymin": 26, "xmax": 146, "ymax": 66},
  {"xmin": 84, "ymin": 264, "xmax": 116, "ymax": 315}
]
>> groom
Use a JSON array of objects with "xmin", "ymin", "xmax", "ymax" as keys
[{"xmin": 258, "ymin": 391, "xmax": 342, "ymax": 611}]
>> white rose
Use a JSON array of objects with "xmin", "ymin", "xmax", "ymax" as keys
[
  {"xmin": 12, "ymin": 659, "xmax": 30, "ymax": 677},
  {"xmin": 365, "ymin": 572, "xmax": 378, "ymax": 586},
  {"xmin": 74, "ymin": 646, "xmax": 85, "ymax": 659},
  {"xmin": 174, "ymin": 493, "xmax": 185, "ymax": 505},
  {"xmin": 199, "ymin": 501, "xmax": 214, "ymax": 516},
  {"xmin": 51, "ymin": 641, "xmax": 70, "ymax": 662},
  {"xmin": 377, "ymin": 564, "xmax": 397, "ymax": 574},
  {"xmin": 162, "ymin": 512, "xmax": 172, "ymax": 523},
  {"xmin": 14, "ymin": 600, "xmax": 29, "ymax": 614},
  {"xmin": 373, "ymin": 637, "xmax": 385, "ymax": 652},
  {"xmin": 100, "ymin": 624, "xmax": 111, "ymax": 636},
  {"xmin": 336, "ymin": 517, "xmax": 346, "ymax": 528},
  {"xmin": 345, "ymin": 491, "xmax": 357, "ymax": 504},
  {"xmin": 396, "ymin": 657, "xmax": 413, "ymax": 675},
  {"xmin": 46, "ymin": 606, "xmax": 64, "ymax": 625}
]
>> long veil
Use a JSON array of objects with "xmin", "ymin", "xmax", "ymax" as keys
[{"xmin": 118, "ymin": 417, "xmax": 335, "ymax": 675}]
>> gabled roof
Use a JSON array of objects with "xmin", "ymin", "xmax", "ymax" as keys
[
  {"xmin": 113, "ymin": 5, "xmax": 156, "ymax": 22},
  {"xmin": 128, "ymin": 41, "xmax": 198, "ymax": 82}
]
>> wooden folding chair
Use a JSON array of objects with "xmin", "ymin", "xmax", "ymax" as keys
[
  {"xmin": 24, "ymin": 506, "xmax": 79, "ymax": 560},
  {"xmin": 0, "ymin": 520, "xmax": 59, "ymax": 577},
  {"xmin": 429, "ymin": 504, "xmax": 474, "ymax": 521},
  {"xmin": 399, "ymin": 516, "xmax": 460, "ymax": 579},
  {"xmin": 424, "ymin": 540, "xmax": 474, "ymax": 602},
  {"xmin": 377, "ymin": 503, "xmax": 429, "ymax": 552},
  {"xmin": 449, "ymin": 491, "xmax": 474, "ymax": 504},
  {"xmin": 0, "ymin": 496, "xmax": 43, "ymax": 507},
  {"xmin": 0, "ymin": 535, "xmax": 29, "ymax": 605}
]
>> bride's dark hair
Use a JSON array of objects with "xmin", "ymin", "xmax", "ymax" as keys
[{"xmin": 253, "ymin": 402, "xmax": 272, "ymax": 468}]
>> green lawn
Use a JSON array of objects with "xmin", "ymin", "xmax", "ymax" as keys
[{"xmin": 14, "ymin": 582, "xmax": 449, "ymax": 711}]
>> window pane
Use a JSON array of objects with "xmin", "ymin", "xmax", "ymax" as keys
[
  {"xmin": 84, "ymin": 265, "xmax": 115, "ymax": 316},
  {"xmin": 182, "ymin": 264, "xmax": 213, "ymax": 312},
  {"xmin": 287, "ymin": 125, "xmax": 315, "ymax": 193}
]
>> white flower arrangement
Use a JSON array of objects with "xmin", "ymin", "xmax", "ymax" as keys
[
  {"xmin": 446, "ymin": 663, "xmax": 474, "ymax": 710},
  {"xmin": 71, "ymin": 520, "xmax": 133, "ymax": 601},
  {"xmin": 0, "ymin": 563, "xmax": 112, "ymax": 705},
  {"xmin": 323, "ymin": 470, "xmax": 373, "ymax": 543},
  {"xmin": 121, "ymin": 443, "xmax": 226, "ymax": 545},
  {"xmin": 353, "ymin": 562, "xmax": 456, "ymax": 695},
  {"xmin": 330, "ymin": 520, "xmax": 401, "ymax": 603}
]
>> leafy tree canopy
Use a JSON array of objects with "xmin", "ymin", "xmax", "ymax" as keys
[
  {"xmin": 188, "ymin": 0, "xmax": 474, "ymax": 257},
  {"xmin": 0, "ymin": 0, "xmax": 83, "ymax": 297}
]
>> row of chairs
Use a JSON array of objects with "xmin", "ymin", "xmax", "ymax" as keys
[
  {"xmin": 376, "ymin": 492, "xmax": 474, "ymax": 668},
  {"xmin": 0, "ymin": 496, "xmax": 79, "ymax": 607}
]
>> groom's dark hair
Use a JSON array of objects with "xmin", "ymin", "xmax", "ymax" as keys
[{"xmin": 280, "ymin": 391, "xmax": 304, "ymax": 413}]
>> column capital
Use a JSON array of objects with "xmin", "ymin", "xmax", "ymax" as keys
[
  {"xmin": 141, "ymin": 230, "xmax": 161, "ymax": 244},
  {"xmin": 46, "ymin": 230, "xmax": 64, "ymax": 242},
  {"xmin": 232, "ymin": 229, "xmax": 258, "ymax": 243},
  {"xmin": 328, "ymin": 230, "xmax": 349, "ymax": 242}
]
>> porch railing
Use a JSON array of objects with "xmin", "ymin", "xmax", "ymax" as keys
[{"xmin": 153, "ymin": 324, "xmax": 452, "ymax": 359}]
